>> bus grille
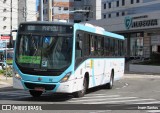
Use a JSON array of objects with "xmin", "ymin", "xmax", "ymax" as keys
[{"xmin": 24, "ymin": 82, "xmax": 56, "ymax": 90}]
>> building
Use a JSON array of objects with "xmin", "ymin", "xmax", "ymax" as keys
[
  {"xmin": 0, "ymin": 0, "xmax": 37, "ymax": 48},
  {"xmin": 0, "ymin": 0, "xmax": 18, "ymax": 47},
  {"xmin": 86, "ymin": 0, "xmax": 160, "ymax": 58},
  {"xmin": 18, "ymin": 0, "xmax": 37, "ymax": 25},
  {"xmin": 38, "ymin": 0, "xmax": 101, "ymax": 23}
]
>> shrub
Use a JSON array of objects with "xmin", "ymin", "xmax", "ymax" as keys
[{"xmin": 0, "ymin": 70, "xmax": 4, "ymax": 74}]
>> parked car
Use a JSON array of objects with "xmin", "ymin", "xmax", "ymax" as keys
[{"xmin": 0, "ymin": 48, "xmax": 14, "ymax": 70}]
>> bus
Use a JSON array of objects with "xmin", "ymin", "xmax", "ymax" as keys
[{"xmin": 13, "ymin": 21, "xmax": 125, "ymax": 98}]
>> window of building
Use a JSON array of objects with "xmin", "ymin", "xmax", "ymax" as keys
[
  {"xmin": 122, "ymin": 11, "xmax": 125, "ymax": 16},
  {"xmin": 59, "ymin": 7, "xmax": 61, "ymax": 10},
  {"xmin": 3, "ymin": 17, "xmax": 7, "ymax": 21},
  {"xmin": 104, "ymin": 14, "xmax": 106, "ymax": 19},
  {"xmin": 43, "ymin": 0, "xmax": 48, "ymax": 3},
  {"xmin": 3, "ymin": 8, "xmax": 7, "ymax": 12},
  {"xmin": 122, "ymin": 0, "xmax": 125, "ymax": 6},
  {"xmin": 64, "ymin": 7, "xmax": 68, "ymax": 11},
  {"xmin": 117, "ymin": 1, "xmax": 119, "ymax": 7},
  {"xmin": 108, "ymin": 14, "xmax": 111, "ymax": 18},
  {"xmin": 43, "ymin": 9, "xmax": 48, "ymax": 15},
  {"xmin": 131, "ymin": 0, "xmax": 134, "ymax": 4},
  {"xmin": 3, "ymin": 26, "xmax": 7, "ymax": 30},
  {"xmin": 108, "ymin": 2, "xmax": 111, "ymax": 8},
  {"xmin": 74, "ymin": 20, "xmax": 81, "ymax": 23},
  {"xmin": 136, "ymin": 0, "xmax": 139, "ymax": 3},
  {"xmin": 3, "ymin": 0, "xmax": 7, "ymax": 3},
  {"xmin": 104, "ymin": 3, "xmax": 106, "ymax": 9},
  {"xmin": 116, "ymin": 12, "xmax": 119, "ymax": 17}
]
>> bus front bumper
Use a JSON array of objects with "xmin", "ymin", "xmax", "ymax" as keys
[{"xmin": 13, "ymin": 77, "xmax": 74, "ymax": 93}]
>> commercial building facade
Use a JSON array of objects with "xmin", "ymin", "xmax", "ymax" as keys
[
  {"xmin": 0, "ymin": 0, "xmax": 18, "ymax": 48},
  {"xmin": 0, "ymin": 0, "xmax": 37, "ymax": 48},
  {"xmin": 38, "ymin": 0, "xmax": 101, "ymax": 22},
  {"xmin": 86, "ymin": 0, "xmax": 160, "ymax": 58}
]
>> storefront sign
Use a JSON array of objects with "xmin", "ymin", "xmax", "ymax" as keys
[
  {"xmin": 125, "ymin": 16, "xmax": 158, "ymax": 30},
  {"xmin": 0, "ymin": 34, "xmax": 10, "ymax": 42},
  {"xmin": 131, "ymin": 19, "xmax": 158, "ymax": 28}
]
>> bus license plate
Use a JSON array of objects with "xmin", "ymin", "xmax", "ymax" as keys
[{"xmin": 34, "ymin": 87, "xmax": 45, "ymax": 91}]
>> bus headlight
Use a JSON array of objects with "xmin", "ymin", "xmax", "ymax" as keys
[
  {"xmin": 15, "ymin": 73, "xmax": 22, "ymax": 80},
  {"xmin": 60, "ymin": 72, "xmax": 71, "ymax": 83}
]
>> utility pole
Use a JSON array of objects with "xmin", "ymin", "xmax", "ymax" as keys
[
  {"xmin": 41, "ymin": 0, "xmax": 43, "ymax": 21},
  {"xmin": 48, "ymin": 0, "xmax": 52, "ymax": 21},
  {"xmin": 10, "ymin": 0, "xmax": 12, "ymax": 37},
  {"xmin": 25, "ymin": 0, "xmax": 27, "ymax": 21},
  {"xmin": 23, "ymin": 0, "xmax": 27, "ymax": 21}
]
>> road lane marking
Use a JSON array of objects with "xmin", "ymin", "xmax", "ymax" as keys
[
  {"xmin": 84, "ymin": 99, "xmax": 156, "ymax": 104},
  {"xmin": 0, "ymin": 92, "xmax": 29, "ymax": 95},
  {"xmin": 69, "ymin": 97, "xmax": 138, "ymax": 103},
  {"xmin": 133, "ymin": 101, "xmax": 160, "ymax": 104},
  {"xmin": 86, "ymin": 94, "xmax": 108, "ymax": 96},
  {"xmin": 72, "ymin": 95, "xmax": 120, "ymax": 99},
  {"xmin": 147, "ymin": 110, "xmax": 160, "ymax": 113}
]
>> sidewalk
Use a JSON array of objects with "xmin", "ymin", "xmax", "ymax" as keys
[{"xmin": 0, "ymin": 74, "xmax": 13, "ymax": 88}]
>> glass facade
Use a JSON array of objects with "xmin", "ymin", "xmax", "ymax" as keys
[{"xmin": 130, "ymin": 36, "xmax": 143, "ymax": 57}]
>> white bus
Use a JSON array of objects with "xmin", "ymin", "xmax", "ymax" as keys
[{"xmin": 13, "ymin": 22, "xmax": 125, "ymax": 97}]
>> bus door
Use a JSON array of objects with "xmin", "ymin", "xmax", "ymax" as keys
[{"xmin": 90, "ymin": 35, "xmax": 105, "ymax": 86}]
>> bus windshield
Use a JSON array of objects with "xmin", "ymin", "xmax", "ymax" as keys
[{"xmin": 15, "ymin": 34, "xmax": 73, "ymax": 70}]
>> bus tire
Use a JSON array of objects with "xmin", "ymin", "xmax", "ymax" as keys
[
  {"xmin": 29, "ymin": 90, "xmax": 43, "ymax": 97},
  {"xmin": 106, "ymin": 71, "xmax": 114, "ymax": 89},
  {"xmin": 74, "ymin": 77, "xmax": 87, "ymax": 98}
]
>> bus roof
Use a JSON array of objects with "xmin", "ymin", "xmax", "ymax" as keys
[
  {"xmin": 19, "ymin": 21, "xmax": 74, "ymax": 26},
  {"xmin": 19, "ymin": 21, "xmax": 124, "ymax": 40},
  {"xmin": 75, "ymin": 23, "xmax": 124, "ymax": 40}
]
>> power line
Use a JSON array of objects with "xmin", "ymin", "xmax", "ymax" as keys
[{"xmin": 0, "ymin": 0, "xmax": 38, "ymax": 16}]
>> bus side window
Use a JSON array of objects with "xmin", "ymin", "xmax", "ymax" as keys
[
  {"xmin": 83, "ymin": 33, "xmax": 90, "ymax": 56},
  {"xmin": 90, "ymin": 35, "xmax": 95, "ymax": 56},
  {"xmin": 105, "ymin": 37, "xmax": 109, "ymax": 56},
  {"xmin": 115, "ymin": 40, "xmax": 118, "ymax": 56},
  {"xmin": 75, "ymin": 32, "xmax": 83, "ymax": 59},
  {"xmin": 97, "ymin": 37, "xmax": 104, "ymax": 56}
]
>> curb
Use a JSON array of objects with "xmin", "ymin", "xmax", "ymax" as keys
[
  {"xmin": 124, "ymin": 74, "xmax": 160, "ymax": 79},
  {"xmin": 0, "ymin": 75, "xmax": 13, "ymax": 88},
  {"xmin": 0, "ymin": 81, "xmax": 12, "ymax": 89},
  {"xmin": 124, "ymin": 71, "xmax": 160, "ymax": 76}
]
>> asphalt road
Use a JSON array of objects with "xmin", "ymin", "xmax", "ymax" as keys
[{"xmin": 0, "ymin": 74, "xmax": 160, "ymax": 113}]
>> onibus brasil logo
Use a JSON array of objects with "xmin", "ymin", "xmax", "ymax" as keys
[{"xmin": 124, "ymin": 16, "xmax": 133, "ymax": 29}]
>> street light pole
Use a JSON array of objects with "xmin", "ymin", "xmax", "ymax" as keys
[
  {"xmin": 40, "ymin": 0, "xmax": 43, "ymax": 21},
  {"xmin": 10, "ymin": 0, "xmax": 12, "ymax": 37},
  {"xmin": 23, "ymin": 0, "xmax": 27, "ymax": 21}
]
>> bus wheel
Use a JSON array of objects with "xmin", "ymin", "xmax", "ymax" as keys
[
  {"xmin": 106, "ymin": 71, "xmax": 114, "ymax": 89},
  {"xmin": 29, "ymin": 90, "xmax": 43, "ymax": 97},
  {"xmin": 74, "ymin": 77, "xmax": 87, "ymax": 98}
]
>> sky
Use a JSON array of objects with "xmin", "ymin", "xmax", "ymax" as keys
[{"xmin": 36, "ymin": 0, "xmax": 39, "ymax": 10}]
